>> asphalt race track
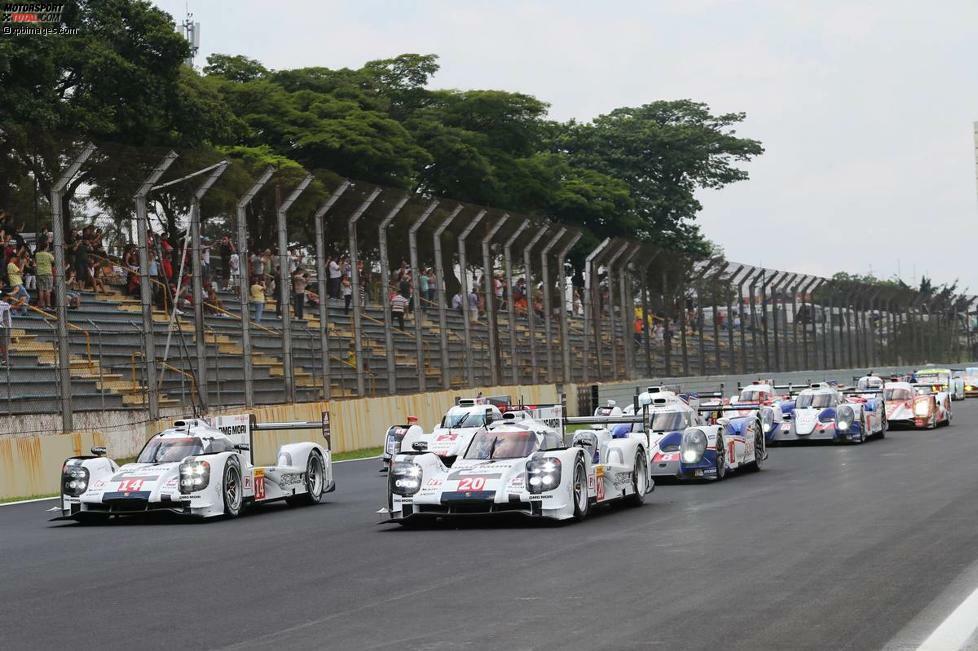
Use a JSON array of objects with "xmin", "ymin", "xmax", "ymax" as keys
[{"xmin": 5, "ymin": 406, "xmax": 978, "ymax": 650}]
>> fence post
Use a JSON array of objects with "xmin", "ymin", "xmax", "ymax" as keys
[
  {"xmin": 348, "ymin": 187, "xmax": 382, "ymax": 396},
  {"xmin": 709, "ymin": 262, "xmax": 729, "ymax": 375},
  {"xmin": 236, "ymin": 167, "xmax": 274, "ymax": 407},
  {"xmin": 312, "ymin": 180, "xmax": 350, "ymax": 401},
  {"xmin": 771, "ymin": 273, "xmax": 794, "ymax": 372},
  {"xmin": 737, "ymin": 268, "xmax": 758, "ymax": 374},
  {"xmin": 662, "ymin": 268, "xmax": 674, "ymax": 376},
  {"xmin": 759, "ymin": 271, "xmax": 779, "ymax": 372},
  {"xmin": 582, "ymin": 238, "xmax": 611, "ymax": 382},
  {"xmin": 51, "ymin": 142, "xmax": 96, "ymax": 432},
  {"xmin": 481, "ymin": 213, "xmax": 510, "ymax": 386},
  {"xmin": 408, "ymin": 199, "xmax": 439, "ymax": 394},
  {"xmin": 558, "ymin": 231, "xmax": 583, "ymax": 383},
  {"xmin": 433, "ymin": 205, "xmax": 463, "ymax": 389},
  {"xmin": 603, "ymin": 241, "xmax": 629, "ymax": 379},
  {"xmin": 377, "ymin": 193, "xmax": 410, "ymax": 394},
  {"xmin": 616, "ymin": 243, "xmax": 640, "ymax": 380},
  {"xmin": 539, "ymin": 226, "xmax": 567, "ymax": 383},
  {"xmin": 458, "ymin": 210, "xmax": 486, "ymax": 387},
  {"xmin": 190, "ymin": 161, "xmax": 229, "ymax": 409},
  {"xmin": 748, "ymin": 270, "xmax": 763, "ymax": 373},
  {"xmin": 134, "ymin": 151, "xmax": 178, "ymax": 419},
  {"xmin": 523, "ymin": 225, "xmax": 551, "ymax": 385},
  {"xmin": 277, "ymin": 173, "xmax": 313, "ymax": 404},
  {"xmin": 502, "ymin": 220, "xmax": 529, "ymax": 385}
]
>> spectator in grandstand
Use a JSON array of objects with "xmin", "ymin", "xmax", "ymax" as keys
[
  {"xmin": 88, "ymin": 256, "xmax": 106, "ymax": 295},
  {"xmin": 341, "ymin": 274, "xmax": 352, "ymax": 313},
  {"xmin": 217, "ymin": 236, "xmax": 234, "ymax": 288},
  {"xmin": 6, "ymin": 250, "xmax": 29, "ymax": 315},
  {"xmin": 35, "ymin": 241, "xmax": 54, "ymax": 310},
  {"xmin": 71, "ymin": 231, "xmax": 90, "ymax": 289},
  {"xmin": 0, "ymin": 211, "xmax": 26, "ymax": 251},
  {"xmin": 228, "ymin": 249, "xmax": 240, "ymax": 290},
  {"xmin": 250, "ymin": 277, "xmax": 266, "ymax": 323},
  {"xmin": 204, "ymin": 285, "xmax": 224, "ymax": 317},
  {"xmin": 452, "ymin": 291, "xmax": 463, "ymax": 314},
  {"xmin": 327, "ymin": 256, "xmax": 341, "ymax": 299},
  {"xmin": 391, "ymin": 289, "xmax": 409, "ymax": 330},
  {"xmin": 493, "ymin": 274, "xmax": 504, "ymax": 307},
  {"xmin": 250, "ymin": 250, "xmax": 263, "ymax": 280},
  {"xmin": 426, "ymin": 268, "xmax": 437, "ymax": 304},
  {"xmin": 417, "ymin": 269, "xmax": 428, "ymax": 310},
  {"xmin": 292, "ymin": 269, "xmax": 308, "ymax": 320},
  {"xmin": 468, "ymin": 287, "xmax": 479, "ymax": 322}
]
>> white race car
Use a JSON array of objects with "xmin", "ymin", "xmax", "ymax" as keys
[
  {"xmin": 915, "ymin": 367, "xmax": 965, "ymax": 401},
  {"xmin": 884, "ymin": 382, "xmax": 952, "ymax": 429},
  {"xmin": 385, "ymin": 407, "xmax": 652, "ymax": 524},
  {"xmin": 383, "ymin": 396, "xmax": 509, "ymax": 468},
  {"xmin": 58, "ymin": 416, "xmax": 333, "ymax": 522},
  {"xmin": 720, "ymin": 380, "xmax": 797, "ymax": 443},
  {"xmin": 775, "ymin": 383, "xmax": 886, "ymax": 444},
  {"xmin": 958, "ymin": 367, "xmax": 978, "ymax": 398}
]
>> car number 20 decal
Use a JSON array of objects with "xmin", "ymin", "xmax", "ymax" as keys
[{"xmin": 457, "ymin": 477, "xmax": 486, "ymax": 491}]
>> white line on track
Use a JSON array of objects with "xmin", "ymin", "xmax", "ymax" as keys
[
  {"xmin": 0, "ymin": 455, "xmax": 380, "ymax": 507},
  {"xmin": 918, "ymin": 586, "xmax": 978, "ymax": 650}
]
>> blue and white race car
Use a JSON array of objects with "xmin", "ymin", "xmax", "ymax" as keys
[{"xmin": 773, "ymin": 383, "xmax": 886, "ymax": 444}]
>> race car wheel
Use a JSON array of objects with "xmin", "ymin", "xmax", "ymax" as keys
[
  {"xmin": 288, "ymin": 451, "xmax": 326, "ymax": 506},
  {"xmin": 714, "ymin": 436, "xmax": 726, "ymax": 481},
  {"xmin": 879, "ymin": 410, "xmax": 887, "ymax": 438},
  {"xmin": 572, "ymin": 458, "xmax": 590, "ymax": 521},
  {"xmin": 748, "ymin": 425, "xmax": 765, "ymax": 472},
  {"xmin": 625, "ymin": 452, "xmax": 647, "ymax": 507},
  {"xmin": 222, "ymin": 460, "xmax": 243, "ymax": 518}
]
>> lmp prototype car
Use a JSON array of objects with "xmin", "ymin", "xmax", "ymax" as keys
[
  {"xmin": 383, "ymin": 396, "xmax": 510, "ymax": 469},
  {"xmin": 385, "ymin": 407, "xmax": 651, "ymax": 523},
  {"xmin": 649, "ymin": 410, "xmax": 768, "ymax": 481},
  {"xmin": 915, "ymin": 367, "xmax": 965, "ymax": 401},
  {"xmin": 773, "ymin": 383, "xmax": 886, "ymax": 444},
  {"xmin": 715, "ymin": 380, "xmax": 797, "ymax": 442},
  {"xmin": 883, "ymin": 382, "xmax": 952, "ymax": 429},
  {"xmin": 58, "ymin": 417, "xmax": 333, "ymax": 521},
  {"xmin": 960, "ymin": 367, "xmax": 978, "ymax": 398}
]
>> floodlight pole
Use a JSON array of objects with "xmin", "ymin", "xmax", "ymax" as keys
[
  {"xmin": 313, "ymin": 180, "xmax": 350, "ymax": 400},
  {"xmin": 377, "ymin": 193, "xmax": 411, "ymax": 394},
  {"xmin": 236, "ymin": 167, "xmax": 274, "ymax": 407},
  {"xmin": 134, "ymin": 151, "xmax": 178, "ymax": 420},
  {"xmin": 433, "ymin": 205, "xmax": 463, "ymax": 389},
  {"xmin": 348, "ymin": 187, "xmax": 382, "ymax": 396},
  {"xmin": 408, "ymin": 200, "xmax": 439, "ymax": 393},
  {"xmin": 458, "ymin": 210, "xmax": 487, "ymax": 386},
  {"xmin": 502, "ymin": 220, "xmax": 529, "ymax": 385},
  {"xmin": 190, "ymin": 161, "xmax": 229, "ymax": 408},
  {"xmin": 51, "ymin": 142, "xmax": 96, "ymax": 432},
  {"xmin": 482, "ymin": 213, "xmax": 510, "ymax": 386}
]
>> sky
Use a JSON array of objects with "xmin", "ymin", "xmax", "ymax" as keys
[{"xmin": 153, "ymin": 0, "xmax": 978, "ymax": 291}]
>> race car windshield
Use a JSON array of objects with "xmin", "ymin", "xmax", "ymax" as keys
[
  {"xmin": 649, "ymin": 412, "xmax": 685, "ymax": 432},
  {"xmin": 738, "ymin": 389, "xmax": 767, "ymax": 402},
  {"xmin": 795, "ymin": 394, "xmax": 835, "ymax": 408},
  {"xmin": 884, "ymin": 388, "xmax": 912, "ymax": 401},
  {"xmin": 464, "ymin": 430, "xmax": 538, "ymax": 460},
  {"xmin": 442, "ymin": 412, "xmax": 487, "ymax": 429},
  {"xmin": 136, "ymin": 437, "xmax": 204, "ymax": 464}
]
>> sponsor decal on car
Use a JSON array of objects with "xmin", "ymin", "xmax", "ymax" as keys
[{"xmin": 254, "ymin": 468, "xmax": 266, "ymax": 500}]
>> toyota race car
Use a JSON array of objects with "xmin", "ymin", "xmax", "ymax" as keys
[
  {"xmin": 884, "ymin": 382, "xmax": 952, "ymax": 429},
  {"xmin": 649, "ymin": 407, "xmax": 768, "ymax": 481},
  {"xmin": 772, "ymin": 383, "xmax": 886, "ymax": 444},
  {"xmin": 384, "ymin": 406, "xmax": 652, "ymax": 524},
  {"xmin": 700, "ymin": 380, "xmax": 794, "ymax": 443},
  {"xmin": 58, "ymin": 416, "xmax": 333, "ymax": 522},
  {"xmin": 915, "ymin": 367, "xmax": 965, "ymax": 401},
  {"xmin": 383, "ymin": 396, "xmax": 509, "ymax": 469}
]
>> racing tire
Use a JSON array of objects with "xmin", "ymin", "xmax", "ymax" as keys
[
  {"xmin": 222, "ymin": 459, "xmax": 243, "ymax": 519},
  {"xmin": 572, "ymin": 457, "xmax": 590, "ymax": 521},
  {"xmin": 747, "ymin": 425, "xmax": 765, "ymax": 472},
  {"xmin": 624, "ymin": 452, "xmax": 647, "ymax": 507},
  {"xmin": 878, "ymin": 410, "xmax": 887, "ymax": 439},
  {"xmin": 287, "ymin": 451, "xmax": 326, "ymax": 507},
  {"xmin": 714, "ymin": 436, "xmax": 726, "ymax": 481}
]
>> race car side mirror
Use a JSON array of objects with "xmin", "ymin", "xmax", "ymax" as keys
[
  {"xmin": 412, "ymin": 441, "xmax": 428, "ymax": 452},
  {"xmin": 235, "ymin": 443, "xmax": 250, "ymax": 452},
  {"xmin": 90, "ymin": 446, "xmax": 106, "ymax": 457},
  {"xmin": 484, "ymin": 408, "xmax": 494, "ymax": 425}
]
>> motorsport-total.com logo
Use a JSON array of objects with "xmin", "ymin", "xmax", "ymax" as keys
[{"xmin": 2, "ymin": 2, "xmax": 79, "ymax": 36}]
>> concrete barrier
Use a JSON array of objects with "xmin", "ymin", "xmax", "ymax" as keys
[{"xmin": 0, "ymin": 383, "xmax": 559, "ymax": 500}]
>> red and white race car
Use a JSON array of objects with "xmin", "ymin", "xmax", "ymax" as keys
[{"xmin": 883, "ymin": 382, "xmax": 952, "ymax": 429}]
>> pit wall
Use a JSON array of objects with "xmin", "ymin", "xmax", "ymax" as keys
[{"xmin": 0, "ymin": 383, "xmax": 561, "ymax": 501}]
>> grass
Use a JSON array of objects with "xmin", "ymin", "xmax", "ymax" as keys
[{"xmin": 333, "ymin": 446, "xmax": 383, "ymax": 462}]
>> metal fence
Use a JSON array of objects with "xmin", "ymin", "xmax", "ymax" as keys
[{"xmin": 4, "ymin": 137, "xmax": 976, "ymax": 432}]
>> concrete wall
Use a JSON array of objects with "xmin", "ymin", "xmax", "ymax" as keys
[{"xmin": 0, "ymin": 383, "xmax": 558, "ymax": 500}]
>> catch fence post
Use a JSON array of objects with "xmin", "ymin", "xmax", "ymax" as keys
[
  {"xmin": 502, "ymin": 220, "xmax": 529, "ymax": 385},
  {"xmin": 458, "ymin": 210, "xmax": 487, "ymax": 387},
  {"xmin": 482, "ymin": 214, "xmax": 510, "ymax": 386},
  {"xmin": 539, "ymin": 227, "xmax": 568, "ymax": 383},
  {"xmin": 277, "ymin": 173, "xmax": 313, "ymax": 403},
  {"xmin": 312, "ymin": 180, "xmax": 351, "ymax": 400},
  {"xmin": 377, "ymin": 193, "xmax": 411, "ymax": 394},
  {"xmin": 348, "ymin": 187, "xmax": 383, "ymax": 396},
  {"xmin": 582, "ymin": 238, "xmax": 611, "ymax": 381},
  {"xmin": 408, "ymin": 200, "xmax": 439, "ymax": 393},
  {"xmin": 558, "ymin": 231, "xmax": 583, "ymax": 383},
  {"xmin": 618, "ymin": 243, "xmax": 641, "ymax": 379}
]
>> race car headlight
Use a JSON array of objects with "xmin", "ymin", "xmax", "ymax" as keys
[
  {"xmin": 526, "ymin": 457, "xmax": 562, "ymax": 494},
  {"xmin": 680, "ymin": 429, "xmax": 708, "ymax": 464},
  {"xmin": 836, "ymin": 406, "xmax": 854, "ymax": 431},
  {"xmin": 61, "ymin": 464, "xmax": 89, "ymax": 496},
  {"xmin": 179, "ymin": 460, "xmax": 211, "ymax": 494},
  {"xmin": 914, "ymin": 400, "xmax": 931, "ymax": 417},
  {"xmin": 391, "ymin": 461, "xmax": 423, "ymax": 496}
]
